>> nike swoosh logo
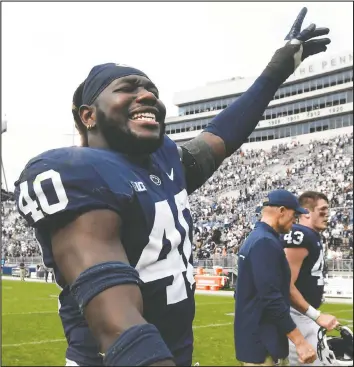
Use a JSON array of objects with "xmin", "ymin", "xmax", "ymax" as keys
[{"xmin": 167, "ymin": 168, "xmax": 174, "ymax": 181}]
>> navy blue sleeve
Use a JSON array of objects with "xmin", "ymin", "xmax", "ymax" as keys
[
  {"xmin": 204, "ymin": 75, "xmax": 281, "ymax": 156},
  {"xmin": 14, "ymin": 148, "xmax": 133, "ymax": 229},
  {"xmin": 249, "ymin": 239, "xmax": 296, "ymax": 335},
  {"xmin": 281, "ymin": 228, "xmax": 308, "ymax": 250}
]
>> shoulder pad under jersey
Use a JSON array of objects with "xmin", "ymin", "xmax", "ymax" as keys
[{"xmin": 14, "ymin": 147, "xmax": 134, "ymax": 227}]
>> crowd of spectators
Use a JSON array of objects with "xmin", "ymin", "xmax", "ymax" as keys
[
  {"xmin": 1, "ymin": 133, "xmax": 353, "ymax": 268},
  {"xmin": 190, "ymin": 133, "xmax": 353, "ymax": 261},
  {"xmin": 2, "ymin": 203, "xmax": 40, "ymax": 259}
]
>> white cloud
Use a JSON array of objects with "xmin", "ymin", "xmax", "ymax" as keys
[{"xmin": 2, "ymin": 2, "xmax": 353, "ymax": 190}]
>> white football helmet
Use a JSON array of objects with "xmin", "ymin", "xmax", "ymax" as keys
[{"xmin": 317, "ymin": 326, "xmax": 353, "ymax": 366}]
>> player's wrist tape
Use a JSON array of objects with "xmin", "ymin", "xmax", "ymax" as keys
[
  {"xmin": 104, "ymin": 323, "xmax": 174, "ymax": 366},
  {"xmin": 70, "ymin": 261, "xmax": 142, "ymax": 313},
  {"xmin": 305, "ymin": 305, "xmax": 321, "ymax": 321}
]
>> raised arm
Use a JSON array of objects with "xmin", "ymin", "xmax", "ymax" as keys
[
  {"xmin": 51, "ymin": 208, "xmax": 175, "ymax": 366},
  {"xmin": 179, "ymin": 7, "xmax": 330, "ymax": 194}
]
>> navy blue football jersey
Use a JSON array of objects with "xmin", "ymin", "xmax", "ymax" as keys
[
  {"xmin": 14, "ymin": 136, "xmax": 196, "ymax": 366},
  {"xmin": 280, "ymin": 223, "xmax": 325, "ymax": 309}
]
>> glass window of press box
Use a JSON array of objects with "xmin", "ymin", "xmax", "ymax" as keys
[
  {"xmin": 167, "ymin": 114, "xmax": 353, "ymax": 144},
  {"xmin": 177, "ymin": 69, "xmax": 353, "ymax": 117},
  {"xmin": 167, "ymin": 89, "xmax": 353, "ymax": 134}
]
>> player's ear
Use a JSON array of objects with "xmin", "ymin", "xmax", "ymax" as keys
[
  {"xmin": 279, "ymin": 206, "xmax": 286, "ymax": 216},
  {"xmin": 79, "ymin": 105, "xmax": 97, "ymax": 129},
  {"xmin": 301, "ymin": 210, "xmax": 311, "ymax": 220}
]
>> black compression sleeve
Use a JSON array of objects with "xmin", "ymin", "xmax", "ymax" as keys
[{"xmin": 180, "ymin": 139, "xmax": 217, "ymax": 194}]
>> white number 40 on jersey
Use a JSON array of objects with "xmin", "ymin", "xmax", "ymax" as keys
[
  {"xmin": 135, "ymin": 189, "xmax": 195, "ymax": 305},
  {"xmin": 18, "ymin": 169, "xmax": 194, "ymax": 306},
  {"xmin": 18, "ymin": 169, "xmax": 69, "ymax": 222}
]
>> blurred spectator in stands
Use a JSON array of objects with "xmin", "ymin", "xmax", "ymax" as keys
[
  {"xmin": 335, "ymin": 247, "xmax": 343, "ymax": 271},
  {"xmin": 326, "ymin": 246, "xmax": 335, "ymax": 261}
]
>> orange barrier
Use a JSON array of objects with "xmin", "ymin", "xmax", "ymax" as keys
[
  {"xmin": 197, "ymin": 267, "xmax": 204, "ymax": 275},
  {"xmin": 194, "ymin": 274, "xmax": 228, "ymax": 291}
]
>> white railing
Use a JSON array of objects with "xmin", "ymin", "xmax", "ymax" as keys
[
  {"xmin": 194, "ymin": 256, "xmax": 238, "ymax": 269},
  {"xmin": 326, "ymin": 259, "xmax": 353, "ymax": 272},
  {"xmin": 193, "ymin": 256, "xmax": 353, "ymax": 274},
  {"xmin": 4, "ymin": 257, "xmax": 352, "ymax": 273},
  {"xmin": 3, "ymin": 256, "xmax": 43, "ymax": 265}
]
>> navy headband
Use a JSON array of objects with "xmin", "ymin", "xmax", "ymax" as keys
[{"xmin": 82, "ymin": 63, "xmax": 150, "ymax": 105}]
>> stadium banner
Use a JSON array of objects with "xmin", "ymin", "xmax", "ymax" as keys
[
  {"xmin": 324, "ymin": 277, "xmax": 353, "ymax": 299},
  {"xmin": 258, "ymin": 102, "xmax": 353, "ymax": 129},
  {"xmin": 290, "ymin": 51, "xmax": 353, "ymax": 81},
  {"xmin": 168, "ymin": 102, "xmax": 353, "ymax": 142}
]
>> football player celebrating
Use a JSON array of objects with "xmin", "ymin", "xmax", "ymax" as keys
[
  {"xmin": 15, "ymin": 8, "xmax": 330, "ymax": 367},
  {"xmin": 281, "ymin": 191, "xmax": 340, "ymax": 366}
]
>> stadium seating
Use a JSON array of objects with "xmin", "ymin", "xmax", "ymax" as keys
[{"xmin": 2, "ymin": 133, "xmax": 353, "ymax": 270}]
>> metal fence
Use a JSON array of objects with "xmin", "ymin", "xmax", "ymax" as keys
[
  {"xmin": 194, "ymin": 256, "xmax": 353, "ymax": 273},
  {"xmin": 5, "ymin": 255, "xmax": 238, "ymax": 268},
  {"xmin": 4, "ymin": 256, "xmax": 43, "ymax": 265},
  {"xmin": 3, "ymin": 256, "xmax": 353, "ymax": 273},
  {"xmin": 326, "ymin": 259, "xmax": 353, "ymax": 272},
  {"xmin": 194, "ymin": 256, "xmax": 237, "ymax": 269}
]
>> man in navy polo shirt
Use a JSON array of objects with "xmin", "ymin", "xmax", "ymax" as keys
[{"xmin": 234, "ymin": 189, "xmax": 317, "ymax": 366}]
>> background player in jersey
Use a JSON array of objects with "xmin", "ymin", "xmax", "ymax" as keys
[
  {"xmin": 14, "ymin": 8, "xmax": 331, "ymax": 367},
  {"xmin": 281, "ymin": 191, "xmax": 340, "ymax": 366}
]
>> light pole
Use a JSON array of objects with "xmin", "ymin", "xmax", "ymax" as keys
[
  {"xmin": 1, "ymin": 117, "xmax": 9, "ymax": 193},
  {"xmin": 1, "ymin": 156, "xmax": 9, "ymax": 193}
]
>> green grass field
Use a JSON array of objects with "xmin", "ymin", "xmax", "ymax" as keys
[{"xmin": 2, "ymin": 279, "xmax": 353, "ymax": 366}]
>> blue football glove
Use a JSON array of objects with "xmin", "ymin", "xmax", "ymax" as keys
[{"xmin": 262, "ymin": 7, "xmax": 331, "ymax": 82}]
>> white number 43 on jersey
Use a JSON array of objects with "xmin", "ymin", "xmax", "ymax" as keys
[{"xmin": 284, "ymin": 231, "xmax": 304, "ymax": 245}]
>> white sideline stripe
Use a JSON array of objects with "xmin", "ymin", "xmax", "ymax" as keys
[
  {"xmin": 3, "ymin": 338, "xmax": 66, "ymax": 347},
  {"xmin": 196, "ymin": 301, "xmax": 233, "ymax": 306},
  {"xmin": 338, "ymin": 318, "xmax": 353, "ymax": 323},
  {"xmin": 196, "ymin": 290, "xmax": 353, "ymax": 304},
  {"xmin": 335, "ymin": 309, "xmax": 353, "ymax": 314},
  {"xmin": 3, "ymin": 319, "xmax": 351, "ymax": 348},
  {"xmin": 193, "ymin": 322, "xmax": 233, "ymax": 329},
  {"xmin": 3, "ymin": 301, "xmax": 234, "ymax": 316},
  {"xmin": 3, "ymin": 308, "xmax": 351, "ymax": 318},
  {"xmin": 3, "ymin": 322, "xmax": 234, "ymax": 347},
  {"xmin": 221, "ymin": 311, "xmax": 353, "ymax": 320},
  {"xmin": 3, "ymin": 310, "xmax": 57, "ymax": 316}
]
